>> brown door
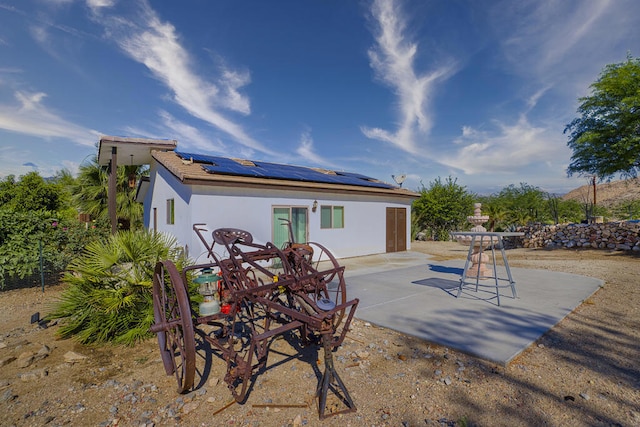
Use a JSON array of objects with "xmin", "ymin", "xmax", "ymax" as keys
[{"xmin": 386, "ymin": 207, "xmax": 407, "ymax": 253}]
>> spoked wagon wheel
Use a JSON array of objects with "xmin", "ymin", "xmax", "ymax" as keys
[
  {"xmin": 305, "ymin": 242, "xmax": 348, "ymax": 328},
  {"xmin": 152, "ymin": 260, "xmax": 196, "ymax": 393}
]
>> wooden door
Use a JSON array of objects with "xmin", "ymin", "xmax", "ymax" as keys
[{"xmin": 386, "ymin": 207, "xmax": 407, "ymax": 253}]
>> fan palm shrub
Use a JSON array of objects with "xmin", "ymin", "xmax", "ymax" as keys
[{"xmin": 47, "ymin": 229, "xmax": 190, "ymax": 345}]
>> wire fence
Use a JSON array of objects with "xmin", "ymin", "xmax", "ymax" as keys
[{"xmin": 1, "ymin": 266, "xmax": 64, "ymax": 292}]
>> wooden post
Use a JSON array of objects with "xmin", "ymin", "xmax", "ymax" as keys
[{"xmin": 109, "ymin": 146, "xmax": 118, "ymax": 234}]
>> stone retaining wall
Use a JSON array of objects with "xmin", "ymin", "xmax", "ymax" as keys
[{"xmin": 511, "ymin": 222, "xmax": 640, "ymax": 251}]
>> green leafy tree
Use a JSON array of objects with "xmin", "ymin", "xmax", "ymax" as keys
[
  {"xmin": 1, "ymin": 172, "xmax": 62, "ymax": 213},
  {"xmin": 565, "ymin": 55, "xmax": 640, "ymax": 179},
  {"xmin": 0, "ymin": 210, "xmax": 108, "ymax": 289},
  {"xmin": 0, "ymin": 211, "xmax": 57, "ymax": 287},
  {"xmin": 547, "ymin": 194, "xmax": 559, "ymax": 225},
  {"xmin": 495, "ymin": 183, "xmax": 548, "ymax": 225},
  {"xmin": 613, "ymin": 199, "xmax": 640, "ymax": 220},
  {"xmin": 412, "ymin": 176, "xmax": 475, "ymax": 240},
  {"xmin": 0, "ymin": 175, "xmax": 16, "ymax": 206},
  {"xmin": 47, "ymin": 230, "xmax": 189, "ymax": 345},
  {"xmin": 555, "ymin": 199, "xmax": 584, "ymax": 224},
  {"xmin": 0, "ymin": 171, "xmax": 110, "ymax": 289}
]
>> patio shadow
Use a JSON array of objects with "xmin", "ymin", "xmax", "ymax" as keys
[
  {"xmin": 412, "ymin": 277, "xmax": 459, "ymax": 294},
  {"xmin": 427, "ymin": 264, "xmax": 464, "ymax": 275}
]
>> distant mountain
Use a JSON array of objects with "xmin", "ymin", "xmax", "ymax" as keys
[{"xmin": 562, "ymin": 178, "xmax": 640, "ymax": 208}]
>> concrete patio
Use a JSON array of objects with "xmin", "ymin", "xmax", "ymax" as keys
[{"xmin": 339, "ymin": 251, "xmax": 604, "ymax": 365}]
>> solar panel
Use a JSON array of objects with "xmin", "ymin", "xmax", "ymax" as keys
[{"xmin": 175, "ymin": 151, "xmax": 395, "ymax": 189}]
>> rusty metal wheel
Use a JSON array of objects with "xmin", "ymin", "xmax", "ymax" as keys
[
  {"xmin": 306, "ymin": 242, "xmax": 348, "ymax": 328},
  {"xmin": 152, "ymin": 260, "xmax": 196, "ymax": 393}
]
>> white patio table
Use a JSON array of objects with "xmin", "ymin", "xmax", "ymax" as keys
[{"xmin": 449, "ymin": 231, "xmax": 525, "ymax": 306}]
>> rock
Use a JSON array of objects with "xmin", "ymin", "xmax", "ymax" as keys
[
  {"xmin": 292, "ymin": 414, "xmax": 303, "ymax": 427},
  {"xmin": 16, "ymin": 352, "xmax": 35, "ymax": 368},
  {"xmin": 355, "ymin": 350, "xmax": 370, "ymax": 359},
  {"xmin": 182, "ymin": 401, "xmax": 199, "ymax": 414},
  {"xmin": 33, "ymin": 345, "xmax": 51, "ymax": 362},
  {"xmin": 443, "ymin": 376, "xmax": 452, "ymax": 385},
  {"xmin": 0, "ymin": 341, "xmax": 7, "ymax": 349},
  {"xmin": 1, "ymin": 388, "xmax": 16, "ymax": 403},
  {"xmin": 0, "ymin": 356, "xmax": 16, "ymax": 367},
  {"xmin": 64, "ymin": 351, "xmax": 88, "ymax": 363},
  {"xmin": 579, "ymin": 392, "xmax": 590, "ymax": 400},
  {"xmin": 19, "ymin": 368, "xmax": 48, "ymax": 381}
]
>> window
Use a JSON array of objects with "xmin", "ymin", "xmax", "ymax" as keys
[
  {"xmin": 320, "ymin": 205, "xmax": 344, "ymax": 229},
  {"xmin": 166, "ymin": 199, "xmax": 175, "ymax": 224}
]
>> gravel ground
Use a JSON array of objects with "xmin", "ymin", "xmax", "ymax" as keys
[{"xmin": 0, "ymin": 241, "xmax": 638, "ymax": 427}]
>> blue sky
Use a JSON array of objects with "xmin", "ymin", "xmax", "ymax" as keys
[{"xmin": 0, "ymin": 0, "xmax": 638, "ymax": 195}]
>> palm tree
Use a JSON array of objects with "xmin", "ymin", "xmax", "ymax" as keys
[
  {"xmin": 484, "ymin": 203, "xmax": 508, "ymax": 232},
  {"xmin": 511, "ymin": 209, "xmax": 533, "ymax": 228},
  {"xmin": 47, "ymin": 230, "xmax": 189, "ymax": 345},
  {"xmin": 72, "ymin": 157, "xmax": 145, "ymax": 230}
]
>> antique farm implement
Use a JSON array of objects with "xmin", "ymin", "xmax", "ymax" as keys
[{"xmin": 150, "ymin": 223, "xmax": 359, "ymax": 418}]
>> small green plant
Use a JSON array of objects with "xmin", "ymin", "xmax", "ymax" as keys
[{"xmin": 47, "ymin": 229, "xmax": 189, "ymax": 345}]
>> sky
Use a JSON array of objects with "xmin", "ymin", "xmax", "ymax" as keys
[{"xmin": 0, "ymin": 0, "xmax": 638, "ymax": 195}]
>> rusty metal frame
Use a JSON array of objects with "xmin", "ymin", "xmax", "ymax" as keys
[{"xmin": 151, "ymin": 225, "xmax": 359, "ymax": 419}]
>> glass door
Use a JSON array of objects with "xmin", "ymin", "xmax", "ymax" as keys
[{"xmin": 272, "ymin": 206, "xmax": 308, "ymax": 249}]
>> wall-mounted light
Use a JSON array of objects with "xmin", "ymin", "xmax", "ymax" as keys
[{"xmin": 312, "ymin": 200, "xmax": 318, "ymax": 212}]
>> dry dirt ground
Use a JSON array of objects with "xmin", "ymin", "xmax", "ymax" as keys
[{"xmin": 1, "ymin": 241, "xmax": 639, "ymax": 427}]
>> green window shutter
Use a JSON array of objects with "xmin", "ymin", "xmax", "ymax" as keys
[
  {"xmin": 320, "ymin": 206, "xmax": 332, "ymax": 228},
  {"xmin": 333, "ymin": 206, "xmax": 344, "ymax": 228}
]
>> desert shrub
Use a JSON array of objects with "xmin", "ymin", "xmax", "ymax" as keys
[{"xmin": 47, "ymin": 229, "xmax": 189, "ymax": 345}]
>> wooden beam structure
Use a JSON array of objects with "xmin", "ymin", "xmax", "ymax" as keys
[{"xmin": 109, "ymin": 146, "xmax": 118, "ymax": 234}]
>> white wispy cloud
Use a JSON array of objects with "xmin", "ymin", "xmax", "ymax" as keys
[
  {"xmin": 47, "ymin": 0, "xmax": 75, "ymax": 6},
  {"xmin": 440, "ymin": 114, "xmax": 568, "ymax": 175},
  {"xmin": 0, "ymin": 146, "xmax": 33, "ymax": 178},
  {"xmin": 295, "ymin": 130, "xmax": 336, "ymax": 168},
  {"xmin": 0, "ymin": 91, "xmax": 99, "ymax": 146},
  {"xmin": 362, "ymin": 0, "xmax": 456, "ymax": 154},
  {"xmin": 86, "ymin": 0, "xmax": 116, "ymax": 12},
  {"xmin": 157, "ymin": 110, "xmax": 226, "ymax": 152},
  {"xmin": 0, "ymin": 144, "xmax": 82, "ymax": 178},
  {"xmin": 493, "ymin": 0, "xmax": 629, "ymax": 93},
  {"xmin": 438, "ymin": 0, "xmax": 638, "ymax": 184},
  {"xmin": 93, "ymin": 0, "xmax": 270, "ymax": 155}
]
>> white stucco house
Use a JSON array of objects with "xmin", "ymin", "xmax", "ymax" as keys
[{"xmin": 98, "ymin": 136, "xmax": 418, "ymax": 263}]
